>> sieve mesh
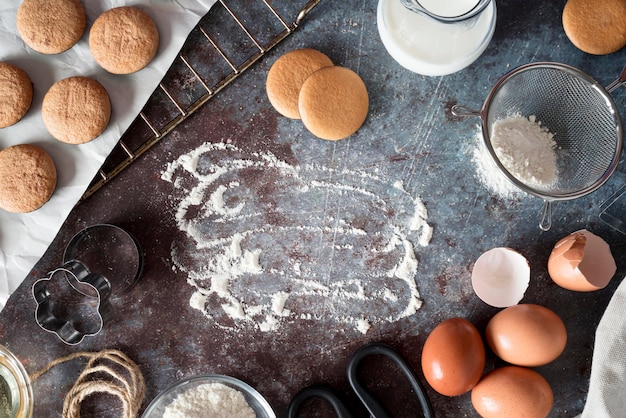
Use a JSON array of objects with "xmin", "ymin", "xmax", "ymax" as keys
[{"xmin": 483, "ymin": 63, "xmax": 622, "ymax": 200}]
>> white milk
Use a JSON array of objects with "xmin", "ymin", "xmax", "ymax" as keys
[{"xmin": 377, "ymin": 0, "xmax": 496, "ymax": 76}]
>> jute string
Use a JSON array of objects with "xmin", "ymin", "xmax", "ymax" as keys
[{"xmin": 30, "ymin": 349, "xmax": 145, "ymax": 418}]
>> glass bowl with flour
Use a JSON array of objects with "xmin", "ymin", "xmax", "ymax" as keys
[
  {"xmin": 142, "ymin": 374, "xmax": 276, "ymax": 418},
  {"xmin": 377, "ymin": 0, "xmax": 496, "ymax": 76}
]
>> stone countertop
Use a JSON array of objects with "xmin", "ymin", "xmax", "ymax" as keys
[{"xmin": 2, "ymin": 0, "xmax": 626, "ymax": 416}]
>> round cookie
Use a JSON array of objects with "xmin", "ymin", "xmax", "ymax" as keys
[
  {"xmin": 0, "ymin": 144, "xmax": 57, "ymax": 213},
  {"xmin": 562, "ymin": 0, "xmax": 626, "ymax": 55},
  {"xmin": 298, "ymin": 66, "xmax": 369, "ymax": 141},
  {"xmin": 0, "ymin": 63, "xmax": 33, "ymax": 128},
  {"xmin": 266, "ymin": 48, "xmax": 334, "ymax": 119},
  {"xmin": 42, "ymin": 76, "xmax": 111, "ymax": 144},
  {"xmin": 16, "ymin": 0, "xmax": 86, "ymax": 54},
  {"xmin": 89, "ymin": 6, "xmax": 160, "ymax": 74}
]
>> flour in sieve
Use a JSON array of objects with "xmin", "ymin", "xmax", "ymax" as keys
[
  {"xmin": 163, "ymin": 382, "xmax": 255, "ymax": 418},
  {"xmin": 490, "ymin": 115, "xmax": 558, "ymax": 187}
]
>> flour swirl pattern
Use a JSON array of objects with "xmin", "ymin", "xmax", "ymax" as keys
[{"xmin": 162, "ymin": 143, "xmax": 433, "ymax": 333}]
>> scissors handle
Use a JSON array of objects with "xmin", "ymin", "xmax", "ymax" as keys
[
  {"xmin": 347, "ymin": 342, "xmax": 435, "ymax": 418},
  {"xmin": 288, "ymin": 385, "xmax": 354, "ymax": 418}
]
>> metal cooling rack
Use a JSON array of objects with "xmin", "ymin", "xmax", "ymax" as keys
[{"xmin": 80, "ymin": 0, "xmax": 321, "ymax": 201}]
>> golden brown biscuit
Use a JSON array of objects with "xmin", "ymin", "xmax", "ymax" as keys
[
  {"xmin": 16, "ymin": 0, "xmax": 86, "ymax": 54},
  {"xmin": 0, "ymin": 144, "xmax": 57, "ymax": 213},
  {"xmin": 563, "ymin": 0, "xmax": 626, "ymax": 55},
  {"xmin": 298, "ymin": 66, "xmax": 369, "ymax": 141},
  {"xmin": 0, "ymin": 63, "xmax": 33, "ymax": 128},
  {"xmin": 89, "ymin": 6, "xmax": 160, "ymax": 74},
  {"xmin": 42, "ymin": 76, "xmax": 111, "ymax": 144},
  {"xmin": 266, "ymin": 48, "xmax": 334, "ymax": 119}
]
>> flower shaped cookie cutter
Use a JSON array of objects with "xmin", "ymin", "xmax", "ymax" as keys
[{"xmin": 32, "ymin": 260, "xmax": 113, "ymax": 345}]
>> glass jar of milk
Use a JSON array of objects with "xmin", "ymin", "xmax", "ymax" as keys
[{"xmin": 377, "ymin": 0, "xmax": 496, "ymax": 76}]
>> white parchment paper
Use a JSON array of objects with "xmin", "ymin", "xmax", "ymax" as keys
[{"xmin": 0, "ymin": 0, "xmax": 217, "ymax": 311}]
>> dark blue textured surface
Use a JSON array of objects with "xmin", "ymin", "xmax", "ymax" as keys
[{"xmin": 1, "ymin": 0, "xmax": 626, "ymax": 417}]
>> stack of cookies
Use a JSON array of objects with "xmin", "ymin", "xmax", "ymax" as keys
[
  {"xmin": 266, "ymin": 48, "xmax": 369, "ymax": 141},
  {"xmin": 0, "ymin": 0, "xmax": 160, "ymax": 213}
]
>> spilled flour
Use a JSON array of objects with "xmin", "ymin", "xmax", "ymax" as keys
[
  {"xmin": 472, "ymin": 134, "xmax": 521, "ymax": 199},
  {"xmin": 161, "ymin": 142, "xmax": 433, "ymax": 334}
]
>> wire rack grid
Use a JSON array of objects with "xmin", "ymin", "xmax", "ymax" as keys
[{"xmin": 81, "ymin": 0, "xmax": 321, "ymax": 202}]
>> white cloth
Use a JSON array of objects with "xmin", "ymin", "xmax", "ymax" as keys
[
  {"xmin": 0, "ymin": 0, "xmax": 216, "ymax": 311},
  {"xmin": 582, "ymin": 277, "xmax": 626, "ymax": 417}
]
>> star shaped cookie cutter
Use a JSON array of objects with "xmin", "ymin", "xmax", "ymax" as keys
[{"xmin": 32, "ymin": 260, "xmax": 113, "ymax": 345}]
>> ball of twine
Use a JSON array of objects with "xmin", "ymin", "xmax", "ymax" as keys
[{"xmin": 30, "ymin": 349, "xmax": 145, "ymax": 418}]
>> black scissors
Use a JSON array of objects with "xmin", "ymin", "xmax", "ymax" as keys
[{"xmin": 288, "ymin": 342, "xmax": 434, "ymax": 418}]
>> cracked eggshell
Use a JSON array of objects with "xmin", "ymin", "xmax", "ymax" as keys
[
  {"xmin": 548, "ymin": 229, "xmax": 616, "ymax": 292},
  {"xmin": 471, "ymin": 248, "xmax": 530, "ymax": 308}
]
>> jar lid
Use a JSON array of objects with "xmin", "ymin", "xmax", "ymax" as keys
[{"xmin": 377, "ymin": 0, "xmax": 497, "ymax": 76}]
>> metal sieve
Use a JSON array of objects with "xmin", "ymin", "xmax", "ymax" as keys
[{"xmin": 453, "ymin": 62, "xmax": 625, "ymax": 230}]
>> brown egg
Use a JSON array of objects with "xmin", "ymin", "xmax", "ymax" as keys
[
  {"xmin": 548, "ymin": 229, "xmax": 616, "ymax": 292},
  {"xmin": 471, "ymin": 366, "xmax": 553, "ymax": 418},
  {"xmin": 485, "ymin": 304, "xmax": 566, "ymax": 367},
  {"xmin": 421, "ymin": 317, "xmax": 486, "ymax": 396}
]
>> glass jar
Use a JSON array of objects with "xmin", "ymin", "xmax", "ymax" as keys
[
  {"xmin": 377, "ymin": 0, "xmax": 497, "ymax": 76},
  {"xmin": 0, "ymin": 344, "xmax": 33, "ymax": 418}
]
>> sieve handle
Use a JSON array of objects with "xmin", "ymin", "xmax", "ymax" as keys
[
  {"xmin": 451, "ymin": 104, "xmax": 481, "ymax": 117},
  {"xmin": 605, "ymin": 63, "xmax": 626, "ymax": 93},
  {"xmin": 539, "ymin": 200, "xmax": 552, "ymax": 231}
]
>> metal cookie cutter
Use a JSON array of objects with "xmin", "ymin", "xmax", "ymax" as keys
[
  {"xmin": 63, "ymin": 224, "xmax": 144, "ymax": 295},
  {"xmin": 33, "ymin": 260, "xmax": 113, "ymax": 345}
]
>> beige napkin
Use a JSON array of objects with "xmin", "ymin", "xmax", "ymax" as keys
[{"xmin": 581, "ymin": 276, "xmax": 626, "ymax": 417}]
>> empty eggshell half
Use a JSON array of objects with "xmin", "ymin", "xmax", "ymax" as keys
[
  {"xmin": 548, "ymin": 229, "xmax": 616, "ymax": 292},
  {"xmin": 471, "ymin": 247, "xmax": 530, "ymax": 308}
]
